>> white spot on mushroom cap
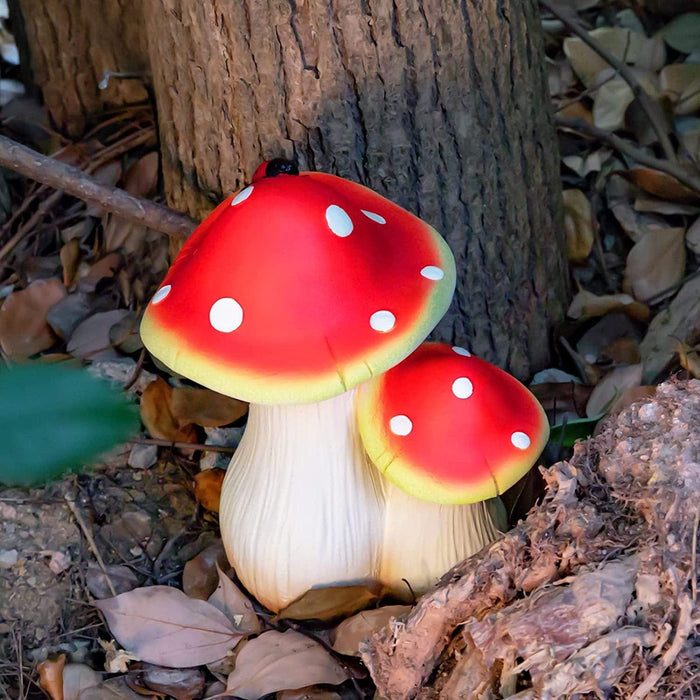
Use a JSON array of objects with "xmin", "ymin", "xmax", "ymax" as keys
[
  {"xmin": 511, "ymin": 432, "xmax": 531, "ymax": 450},
  {"xmin": 421, "ymin": 266, "xmax": 444, "ymax": 281},
  {"xmin": 210, "ymin": 298, "xmax": 243, "ymax": 333},
  {"xmin": 361, "ymin": 210, "xmax": 386, "ymax": 224},
  {"xmin": 452, "ymin": 346, "xmax": 472, "ymax": 357},
  {"xmin": 390, "ymin": 415, "xmax": 413, "ymax": 436},
  {"xmin": 326, "ymin": 205, "xmax": 354, "ymax": 237},
  {"xmin": 231, "ymin": 185, "xmax": 254, "ymax": 205},
  {"xmin": 370, "ymin": 310, "xmax": 396, "ymax": 332},
  {"xmin": 452, "ymin": 377, "xmax": 473, "ymax": 399},
  {"xmin": 152, "ymin": 285, "xmax": 171, "ymax": 304}
]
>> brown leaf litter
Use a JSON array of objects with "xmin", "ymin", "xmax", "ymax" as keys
[{"xmin": 361, "ymin": 379, "xmax": 699, "ymax": 698}]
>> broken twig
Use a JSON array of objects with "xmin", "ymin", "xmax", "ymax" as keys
[
  {"xmin": 555, "ymin": 118, "xmax": 700, "ymax": 194},
  {"xmin": 0, "ymin": 135, "xmax": 197, "ymax": 238},
  {"xmin": 540, "ymin": 0, "xmax": 676, "ymax": 163}
]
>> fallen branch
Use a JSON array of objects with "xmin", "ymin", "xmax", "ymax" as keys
[
  {"xmin": 540, "ymin": 0, "xmax": 676, "ymax": 164},
  {"xmin": 555, "ymin": 117, "xmax": 700, "ymax": 193},
  {"xmin": 0, "ymin": 135, "xmax": 197, "ymax": 238}
]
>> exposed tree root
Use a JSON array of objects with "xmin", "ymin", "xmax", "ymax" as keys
[{"xmin": 362, "ymin": 379, "xmax": 699, "ymax": 699}]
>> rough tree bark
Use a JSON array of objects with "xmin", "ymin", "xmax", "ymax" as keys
[
  {"xmin": 14, "ymin": 0, "xmax": 568, "ymax": 378},
  {"xmin": 14, "ymin": 0, "xmax": 149, "ymax": 135}
]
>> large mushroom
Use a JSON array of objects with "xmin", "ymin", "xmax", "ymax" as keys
[{"xmin": 140, "ymin": 161, "xmax": 457, "ymax": 610}]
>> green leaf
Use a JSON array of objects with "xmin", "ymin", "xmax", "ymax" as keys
[
  {"xmin": 549, "ymin": 415, "xmax": 603, "ymax": 448},
  {"xmin": 0, "ymin": 363, "xmax": 139, "ymax": 486},
  {"xmin": 659, "ymin": 13, "xmax": 700, "ymax": 54}
]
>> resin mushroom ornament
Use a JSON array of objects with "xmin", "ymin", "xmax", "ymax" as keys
[
  {"xmin": 358, "ymin": 342, "xmax": 550, "ymax": 594},
  {"xmin": 140, "ymin": 161, "xmax": 456, "ymax": 611}
]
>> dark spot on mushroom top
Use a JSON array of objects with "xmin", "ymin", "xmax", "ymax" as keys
[{"xmin": 265, "ymin": 158, "xmax": 299, "ymax": 177}]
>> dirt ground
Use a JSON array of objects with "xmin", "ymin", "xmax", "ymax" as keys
[{"xmin": 0, "ymin": 454, "xmax": 216, "ymax": 683}]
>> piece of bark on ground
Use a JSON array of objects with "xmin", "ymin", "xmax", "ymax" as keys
[{"xmin": 361, "ymin": 379, "xmax": 699, "ymax": 699}]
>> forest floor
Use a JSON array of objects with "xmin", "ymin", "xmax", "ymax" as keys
[{"xmin": 0, "ymin": 1, "xmax": 699, "ymax": 698}]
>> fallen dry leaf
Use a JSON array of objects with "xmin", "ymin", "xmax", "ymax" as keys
[
  {"xmin": 46, "ymin": 292, "xmax": 92, "ymax": 340},
  {"xmin": 563, "ymin": 28, "xmax": 665, "ymax": 87},
  {"xmin": 556, "ymin": 100, "xmax": 593, "ymax": 126},
  {"xmin": 659, "ymin": 12, "xmax": 700, "ymax": 53},
  {"xmin": 78, "ymin": 677, "xmax": 153, "ymax": 700},
  {"xmin": 633, "ymin": 195, "xmax": 699, "ymax": 216},
  {"xmin": 529, "ymin": 381, "xmax": 592, "ymax": 417},
  {"xmin": 104, "ymin": 217, "xmax": 149, "ymax": 254},
  {"xmin": 60, "ymin": 239, "xmax": 82, "ymax": 288},
  {"xmin": 686, "ymin": 216, "xmax": 700, "ymax": 255},
  {"xmin": 623, "ymin": 227, "xmax": 686, "ymax": 302},
  {"xmin": 62, "ymin": 663, "xmax": 101, "ymax": 700},
  {"xmin": 78, "ymin": 252, "xmax": 122, "ymax": 292},
  {"xmin": 67, "ymin": 309, "xmax": 131, "ymax": 361},
  {"xmin": 170, "ymin": 386, "xmax": 248, "ymax": 428},
  {"xmin": 586, "ymin": 364, "xmax": 643, "ymax": 417},
  {"xmin": 640, "ymin": 275, "xmax": 700, "ymax": 383},
  {"xmin": 99, "ymin": 510, "xmax": 158, "ymax": 560},
  {"xmin": 194, "ymin": 468, "xmax": 226, "ymax": 513},
  {"xmin": 331, "ymin": 605, "xmax": 411, "ymax": 657},
  {"xmin": 679, "ymin": 127, "xmax": 700, "ymax": 163},
  {"xmin": 625, "ymin": 167, "xmax": 700, "ymax": 204},
  {"xmin": 601, "ymin": 336, "xmax": 641, "ymax": 366},
  {"xmin": 609, "ymin": 199, "xmax": 666, "ymax": 243},
  {"xmin": 109, "ymin": 311, "xmax": 142, "ymax": 354},
  {"xmin": 225, "ymin": 630, "xmax": 349, "ymax": 699},
  {"xmin": 276, "ymin": 583, "xmax": 385, "ymax": 622},
  {"xmin": 124, "ymin": 152, "xmax": 159, "ymax": 197},
  {"xmin": 208, "ymin": 564, "xmax": 261, "ymax": 634},
  {"xmin": 675, "ymin": 340, "xmax": 700, "ymax": 378},
  {"xmin": 38, "ymin": 654, "xmax": 66, "ymax": 700},
  {"xmin": 140, "ymin": 377, "xmax": 198, "ymax": 444},
  {"xmin": 182, "ymin": 540, "xmax": 229, "ymax": 600},
  {"xmin": 100, "ymin": 639, "xmax": 139, "ymax": 673},
  {"xmin": 85, "ymin": 161, "xmax": 122, "ymax": 216},
  {"xmin": 562, "ymin": 189, "xmax": 594, "ymax": 262},
  {"xmin": 593, "ymin": 74, "xmax": 634, "ymax": 131},
  {"xmin": 95, "ymin": 585, "xmax": 242, "ymax": 667},
  {"xmin": 101, "ymin": 153, "xmax": 158, "ymax": 252},
  {"xmin": 576, "ymin": 312, "xmax": 644, "ymax": 366},
  {"xmin": 562, "ymin": 147, "xmax": 608, "ymax": 178},
  {"xmin": 0, "ymin": 278, "xmax": 66, "ymax": 358},
  {"xmin": 567, "ymin": 289, "xmax": 649, "ymax": 322},
  {"xmin": 130, "ymin": 664, "xmax": 205, "ymax": 700},
  {"xmin": 607, "ymin": 385, "xmax": 657, "ymax": 418},
  {"xmin": 86, "ymin": 563, "xmax": 139, "ymax": 599},
  {"xmin": 660, "ymin": 64, "xmax": 700, "ymax": 115},
  {"xmin": 277, "ymin": 689, "xmax": 344, "ymax": 700}
]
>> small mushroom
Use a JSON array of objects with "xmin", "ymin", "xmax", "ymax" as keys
[
  {"xmin": 140, "ymin": 162, "xmax": 456, "ymax": 611},
  {"xmin": 357, "ymin": 342, "xmax": 549, "ymax": 594}
]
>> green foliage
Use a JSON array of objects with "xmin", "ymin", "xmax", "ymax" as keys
[
  {"xmin": 549, "ymin": 414, "xmax": 603, "ymax": 448},
  {"xmin": 0, "ymin": 363, "xmax": 139, "ymax": 487}
]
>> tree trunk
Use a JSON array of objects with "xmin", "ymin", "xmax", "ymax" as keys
[
  {"xmin": 14, "ymin": 0, "xmax": 568, "ymax": 377},
  {"xmin": 15, "ymin": 0, "xmax": 149, "ymax": 135},
  {"xmin": 143, "ymin": 0, "xmax": 568, "ymax": 378}
]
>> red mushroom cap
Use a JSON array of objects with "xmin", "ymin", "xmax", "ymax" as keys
[
  {"xmin": 357, "ymin": 343, "xmax": 550, "ymax": 504},
  {"xmin": 140, "ymin": 171, "xmax": 455, "ymax": 404}
]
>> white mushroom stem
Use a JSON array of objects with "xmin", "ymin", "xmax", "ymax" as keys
[
  {"xmin": 218, "ymin": 389, "xmax": 384, "ymax": 612},
  {"xmin": 219, "ymin": 389, "xmax": 503, "ymax": 612},
  {"xmin": 379, "ymin": 484, "xmax": 504, "ymax": 599}
]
